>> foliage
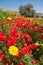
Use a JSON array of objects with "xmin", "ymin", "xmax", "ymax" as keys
[{"xmin": 19, "ymin": 4, "xmax": 36, "ymax": 17}]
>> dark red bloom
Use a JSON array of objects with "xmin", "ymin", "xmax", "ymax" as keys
[
  {"xmin": 0, "ymin": 52, "xmax": 4, "ymax": 61},
  {"xmin": 4, "ymin": 60, "xmax": 10, "ymax": 65},
  {"xmin": 34, "ymin": 28, "xmax": 40, "ymax": 33},
  {"xmin": 40, "ymin": 26, "xmax": 43, "ymax": 33},
  {"xmin": 9, "ymin": 28, "xmax": 17, "ymax": 36},
  {"xmin": 1, "ymin": 35, "xmax": 8, "ymax": 41},
  {"xmin": 7, "ymin": 37, "xmax": 17, "ymax": 46},
  {"xmin": 15, "ymin": 50, "xmax": 22, "ymax": 58},
  {"xmin": 23, "ymin": 34, "xmax": 29, "ymax": 38},
  {"xmin": 22, "ymin": 46, "xmax": 32, "ymax": 54},
  {"xmin": 41, "ymin": 35, "xmax": 43, "ymax": 40},
  {"xmin": 0, "ymin": 32, "xmax": 8, "ymax": 41},
  {"xmin": 16, "ymin": 22, "xmax": 22, "ymax": 29},
  {"xmin": 24, "ymin": 23, "xmax": 30, "ymax": 27},
  {"xmin": 29, "ymin": 44, "xmax": 37, "ymax": 50},
  {"xmin": 23, "ymin": 33, "xmax": 32, "ymax": 42}
]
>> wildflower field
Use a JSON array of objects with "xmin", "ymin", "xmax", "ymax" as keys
[{"xmin": 0, "ymin": 10, "xmax": 43, "ymax": 65}]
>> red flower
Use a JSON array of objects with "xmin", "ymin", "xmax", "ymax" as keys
[
  {"xmin": 0, "ymin": 32, "xmax": 8, "ymax": 41},
  {"xmin": 0, "ymin": 52, "xmax": 4, "ymax": 61},
  {"xmin": 9, "ymin": 28, "xmax": 17, "ymax": 36},
  {"xmin": 41, "ymin": 35, "xmax": 43, "ymax": 40},
  {"xmin": 23, "ymin": 34, "xmax": 29, "ymax": 38},
  {"xmin": 27, "ymin": 31, "xmax": 30, "ymax": 35},
  {"xmin": 17, "ymin": 32, "xmax": 23, "ymax": 37},
  {"xmin": 7, "ymin": 37, "xmax": 17, "ymax": 46},
  {"xmin": 40, "ymin": 26, "xmax": 43, "ymax": 33},
  {"xmin": 17, "ymin": 62, "xmax": 25, "ymax": 65},
  {"xmin": 29, "ymin": 44, "xmax": 37, "ymax": 50},
  {"xmin": 32, "ymin": 58, "xmax": 37, "ymax": 64},
  {"xmin": 4, "ymin": 60, "xmax": 10, "ymax": 65},
  {"xmin": 28, "ymin": 36, "xmax": 32, "ymax": 42},
  {"xmin": 22, "ymin": 46, "xmax": 32, "ymax": 54},
  {"xmin": 22, "ymin": 40, "xmax": 28, "ymax": 46},
  {"xmin": 34, "ymin": 28, "xmax": 40, "ymax": 33},
  {"xmin": 23, "ymin": 33, "xmax": 32, "ymax": 42},
  {"xmin": 1, "ymin": 35, "xmax": 8, "ymax": 41},
  {"xmin": 15, "ymin": 50, "xmax": 22, "ymax": 58},
  {"xmin": 16, "ymin": 22, "xmax": 22, "ymax": 29},
  {"xmin": 24, "ymin": 23, "xmax": 30, "ymax": 27}
]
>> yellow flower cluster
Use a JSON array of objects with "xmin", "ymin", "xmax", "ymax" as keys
[
  {"xmin": 8, "ymin": 46, "xmax": 19, "ymax": 56},
  {"xmin": 35, "ymin": 41, "xmax": 43, "ymax": 46}
]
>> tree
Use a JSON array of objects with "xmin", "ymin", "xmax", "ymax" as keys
[{"xmin": 19, "ymin": 4, "xmax": 36, "ymax": 17}]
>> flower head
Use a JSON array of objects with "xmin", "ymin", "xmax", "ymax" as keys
[{"xmin": 8, "ymin": 46, "xmax": 19, "ymax": 56}]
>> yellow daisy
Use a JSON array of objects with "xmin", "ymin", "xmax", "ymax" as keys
[{"xmin": 8, "ymin": 46, "xmax": 19, "ymax": 56}]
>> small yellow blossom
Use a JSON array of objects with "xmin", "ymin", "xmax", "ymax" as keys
[
  {"xmin": 7, "ymin": 17, "xmax": 12, "ymax": 20},
  {"xmin": 35, "ymin": 43, "xmax": 40, "ymax": 46},
  {"xmin": 41, "ymin": 44, "xmax": 43, "ymax": 46},
  {"xmin": 8, "ymin": 46, "xmax": 19, "ymax": 56}
]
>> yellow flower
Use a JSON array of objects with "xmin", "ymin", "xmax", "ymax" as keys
[
  {"xmin": 35, "ymin": 41, "xmax": 40, "ymax": 46},
  {"xmin": 35, "ymin": 43, "xmax": 40, "ymax": 46},
  {"xmin": 8, "ymin": 46, "xmax": 19, "ymax": 56},
  {"xmin": 7, "ymin": 17, "xmax": 12, "ymax": 20},
  {"xmin": 41, "ymin": 44, "xmax": 43, "ymax": 46}
]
